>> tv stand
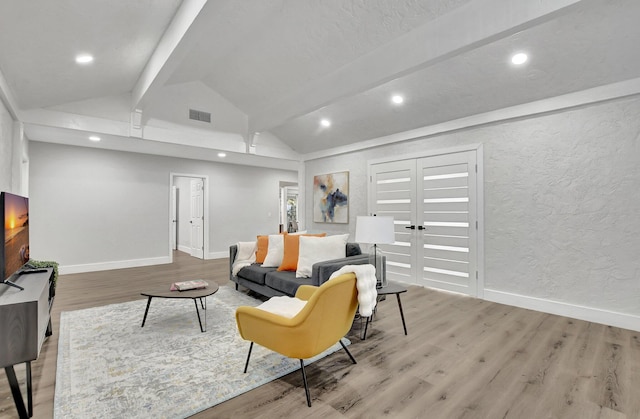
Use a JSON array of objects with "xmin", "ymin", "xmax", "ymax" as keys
[
  {"xmin": 20, "ymin": 268, "xmax": 48, "ymax": 274},
  {"xmin": 1, "ymin": 280, "xmax": 24, "ymax": 291},
  {"xmin": 0, "ymin": 268, "xmax": 55, "ymax": 418}
]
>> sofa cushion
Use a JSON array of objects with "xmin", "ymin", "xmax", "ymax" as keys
[
  {"xmin": 265, "ymin": 270, "xmax": 315, "ymax": 296},
  {"xmin": 238, "ymin": 264, "xmax": 274, "ymax": 285}
]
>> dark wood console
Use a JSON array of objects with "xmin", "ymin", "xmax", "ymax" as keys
[{"xmin": 0, "ymin": 268, "xmax": 55, "ymax": 418}]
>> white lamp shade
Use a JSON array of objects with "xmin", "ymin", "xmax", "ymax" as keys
[{"xmin": 355, "ymin": 216, "xmax": 395, "ymax": 244}]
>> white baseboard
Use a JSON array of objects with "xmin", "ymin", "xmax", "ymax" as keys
[
  {"xmin": 484, "ymin": 289, "xmax": 640, "ymax": 332},
  {"xmin": 175, "ymin": 247, "xmax": 226, "ymax": 260},
  {"xmin": 59, "ymin": 256, "xmax": 172, "ymax": 275},
  {"xmin": 207, "ymin": 251, "xmax": 228, "ymax": 260}
]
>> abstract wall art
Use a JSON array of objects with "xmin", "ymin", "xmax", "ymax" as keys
[{"xmin": 313, "ymin": 171, "xmax": 349, "ymax": 223}]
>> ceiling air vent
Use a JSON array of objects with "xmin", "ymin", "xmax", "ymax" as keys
[{"xmin": 189, "ymin": 109, "xmax": 211, "ymax": 123}]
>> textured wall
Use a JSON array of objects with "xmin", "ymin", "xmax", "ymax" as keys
[
  {"xmin": 305, "ymin": 96, "xmax": 640, "ymax": 317},
  {"xmin": 484, "ymin": 99, "xmax": 640, "ymax": 313}
]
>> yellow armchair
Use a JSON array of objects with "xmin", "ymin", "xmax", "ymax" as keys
[{"xmin": 235, "ymin": 272, "xmax": 358, "ymax": 407}]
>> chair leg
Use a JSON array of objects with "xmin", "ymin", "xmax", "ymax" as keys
[
  {"xmin": 243, "ymin": 342, "xmax": 254, "ymax": 373},
  {"xmin": 299, "ymin": 360, "xmax": 312, "ymax": 407},
  {"xmin": 339, "ymin": 339, "xmax": 357, "ymax": 364}
]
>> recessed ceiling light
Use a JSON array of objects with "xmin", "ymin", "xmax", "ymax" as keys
[
  {"xmin": 75, "ymin": 54, "xmax": 94, "ymax": 64},
  {"xmin": 217, "ymin": 152, "xmax": 226, "ymax": 158},
  {"xmin": 320, "ymin": 119, "xmax": 331, "ymax": 128},
  {"xmin": 391, "ymin": 95, "xmax": 404, "ymax": 105},
  {"xmin": 511, "ymin": 52, "xmax": 528, "ymax": 65},
  {"xmin": 89, "ymin": 136, "xmax": 100, "ymax": 142}
]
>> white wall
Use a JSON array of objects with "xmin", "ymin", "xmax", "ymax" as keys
[
  {"xmin": 0, "ymin": 99, "xmax": 15, "ymax": 192},
  {"xmin": 145, "ymin": 81, "xmax": 247, "ymax": 134},
  {"xmin": 0, "ymin": 107, "xmax": 27, "ymax": 195},
  {"xmin": 29, "ymin": 142, "xmax": 296, "ymax": 272},
  {"xmin": 0, "ymin": 101, "xmax": 12, "ymax": 190},
  {"xmin": 304, "ymin": 95, "xmax": 640, "ymax": 330}
]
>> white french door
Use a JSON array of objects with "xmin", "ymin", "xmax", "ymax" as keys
[
  {"xmin": 370, "ymin": 149, "xmax": 480, "ymax": 296},
  {"xmin": 370, "ymin": 160, "xmax": 417, "ymax": 283}
]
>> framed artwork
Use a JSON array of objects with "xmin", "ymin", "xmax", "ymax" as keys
[{"xmin": 313, "ymin": 171, "xmax": 349, "ymax": 223}]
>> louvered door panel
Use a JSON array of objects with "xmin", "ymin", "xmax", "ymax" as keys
[
  {"xmin": 418, "ymin": 152, "xmax": 477, "ymax": 294},
  {"xmin": 370, "ymin": 160, "xmax": 416, "ymax": 283}
]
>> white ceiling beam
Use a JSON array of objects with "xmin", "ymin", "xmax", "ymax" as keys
[
  {"xmin": 20, "ymin": 108, "xmax": 131, "ymax": 138},
  {"xmin": 24, "ymin": 124, "xmax": 299, "ymax": 171},
  {"xmin": 130, "ymin": 0, "xmax": 210, "ymax": 111},
  {"xmin": 20, "ymin": 108, "xmax": 249, "ymax": 155},
  {"xmin": 250, "ymin": 0, "xmax": 586, "ymax": 132}
]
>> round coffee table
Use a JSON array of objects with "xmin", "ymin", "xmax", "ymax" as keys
[{"xmin": 140, "ymin": 283, "xmax": 219, "ymax": 333}]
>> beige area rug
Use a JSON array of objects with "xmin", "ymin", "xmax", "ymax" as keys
[{"xmin": 54, "ymin": 286, "xmax": 348, "ymax": 418}]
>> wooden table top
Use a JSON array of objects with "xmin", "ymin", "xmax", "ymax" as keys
[
  {"xmin": 141, "ymin": 282, "xmax": 219, "ymax": 299},
  {"xmin": 376, "ymin": 281, "xmax": 408, "ymax": 296}
]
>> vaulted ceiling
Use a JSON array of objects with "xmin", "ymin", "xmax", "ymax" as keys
[{"xmin": 1, "ymin": 0, "xmax": 639, "ymax": 169}]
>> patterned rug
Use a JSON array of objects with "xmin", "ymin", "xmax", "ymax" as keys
[{"xmin": 54, "ymin": 285, "xmax": 348, "ymax": 418}]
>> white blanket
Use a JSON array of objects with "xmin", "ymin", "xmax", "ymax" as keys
[
  {"xmin": 231, "ymin": 241, "xmax": 257, "ymax": 276},
  {"xmin": 329, "ymin": 264, "xmax": 378, "ymax": 317},
  {"xmin": 256, "ymin": 296, "xmax": 307, "ymax": 318}
]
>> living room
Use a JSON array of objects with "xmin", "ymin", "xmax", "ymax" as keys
[{"xmin": 1, "ymin": 1, "xmax": 640, "ymax": 418}]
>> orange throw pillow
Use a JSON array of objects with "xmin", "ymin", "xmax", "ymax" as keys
[
  {"xmin": 277, "ymin": 233, "xmax": 326, "ymax": 271},
  {"xmin": 255, "ymin": 235, "xmax": 269, "ymax": 263}
]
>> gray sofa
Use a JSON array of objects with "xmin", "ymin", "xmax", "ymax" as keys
[{"xmin": 229, "ymin": 243, "xmax": 369, "ymax": 297}]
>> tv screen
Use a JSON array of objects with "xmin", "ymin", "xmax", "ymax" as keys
[{"xmin": 1, "ymin": 192, "xmax": 30, "ymax": 281}]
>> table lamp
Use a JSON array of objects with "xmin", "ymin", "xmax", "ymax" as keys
[{"xmin": 355, "ymin": 215, "xmax": 395, "ymax": 287}]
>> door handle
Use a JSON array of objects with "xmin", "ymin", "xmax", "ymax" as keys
[
  {"xmin": 417, "ymin": 226, "xmax": 425, "ymax": 230},
  {"xmin": 405, "ymin": 225, "xmax": 415, "ymax": 230}
]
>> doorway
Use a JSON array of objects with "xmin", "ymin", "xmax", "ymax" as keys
[
  {"xmin": 368, "ymin": 146, "xmax": 483, "ymax": 297},
  {"xmin": 279, "ymin": 182, "xmax": 298, "ymax": 232},
  {"xmin": 170, "ymin": 174, "xmax": 209, "ymax": 260}
]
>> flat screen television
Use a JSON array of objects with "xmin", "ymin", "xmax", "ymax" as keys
[{"xmin": 1, "ymin": 191, "xmax": 30, "ymax": 289}]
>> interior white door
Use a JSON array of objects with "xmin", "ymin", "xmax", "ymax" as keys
[
  {"xmin": 417, "ymin": 151, "xmax": 477, "ymax": 295},
  {"xmin": 189, "ymin": 178, "xmax": 204, "ymax": 259},
  {"xmin": 171, "ymin": 186, "xmax": 178, "ymax": 250},
  {"xmin": 370, "ymin": 149, "xmax": 479, "ymax": 295},
  {"xmin": 370, "ymin": 159, "xmax": 417, "ymax": 284}
]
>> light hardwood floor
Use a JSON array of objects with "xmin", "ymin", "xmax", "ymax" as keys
[{"xmin": 1, "ymin": 252, "xmax": 639, "ymax": 418}]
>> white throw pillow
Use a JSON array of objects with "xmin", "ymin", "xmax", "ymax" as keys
[
  {"xmin": 262, "ymin": 234, "xmax": 285, "ymax": 267},
  {"xmin": 296, "ymin": 234, "xmax": 349, "ymax": 278}
]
